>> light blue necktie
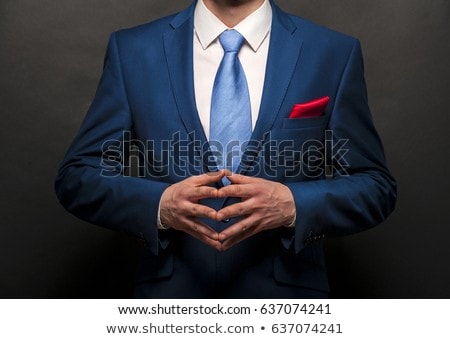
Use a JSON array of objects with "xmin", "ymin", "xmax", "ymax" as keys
[{"xmin": 210, "ymin": 29, "xmax": 252, "ymax": 178}]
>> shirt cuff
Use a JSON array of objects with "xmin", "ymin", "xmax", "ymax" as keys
[
  {"xmin": 284, "ymin": 214, "xmax": 296, "ymax": 228},
  {"xmin": 157, "ymin": 199, "xmax": 170, "ymax": 230}
]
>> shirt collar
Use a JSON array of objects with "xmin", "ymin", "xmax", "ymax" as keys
[{"xmin": 194, "ymin": 0, "xmax": 272, "ymax": 52}]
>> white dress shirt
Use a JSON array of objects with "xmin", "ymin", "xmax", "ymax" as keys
[
  {"xmin": 193, "ymin": 0, "xmax": 272, "ymax": 139},
  {"xmin": 158, "ymin": 0, "xmax": 274, "ymax": 229}
]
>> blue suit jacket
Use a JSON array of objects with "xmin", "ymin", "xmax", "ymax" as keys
[{"xmin": 55, "ymin": 1, "xmax": 396, "ymax": 298}]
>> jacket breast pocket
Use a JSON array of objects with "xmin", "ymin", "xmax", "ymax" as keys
[
  {"xmin": 282, "ymin": 116, "xmax": 327, "ymax": 129},
  {"xmin": 263, "ymin": 118, "xmax": 328, "ymax": 181}
]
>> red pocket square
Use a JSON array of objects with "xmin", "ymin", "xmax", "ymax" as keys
[{"xmin": 289, "ymin": 96, "xmax": 330, "ymax": 118}]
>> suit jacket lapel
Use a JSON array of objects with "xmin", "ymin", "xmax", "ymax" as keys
[
  {"xmin": 163, "ymin": 1, "xmax": 303, "ymax": 177},
  {"xmin": 163, "ymin": 3, "xmax": 219, "ymax": 174},
  {"xmin": 239, "ymin": 3, "xmax": 303, "ymax": 175}
]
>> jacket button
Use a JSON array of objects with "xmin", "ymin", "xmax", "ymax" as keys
[{"xmin": 222, "ymin": 218, "xmax": 231, "ymax": 223}]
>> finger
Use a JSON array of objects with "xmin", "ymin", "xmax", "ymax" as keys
[
  {"xmin": 172, "ymin": 216, "xmax": 219, "ymax": 242},
  {"xmin": 218, "ymin": 183, "xmax": 255, "ymax": 199},
  {"xmin": 226, "ymin": 173, "xmax": 258, "ymax": 185},
  {"xmin": 190, "ymin": 186, "xmax": 220, "ymax": 200},
  {"xmin": 215, "ymin": 200, "xmax": 253, "ymax": 221},
  {"xmin": 161, "ymin": 200, "xmax": 217, "ymax": 223},
  {"xmin": 221, "ymin": 234, "xmax": 251, "ymax": 251},
  {"xmin": 189, "ymin": 219, "xmax": 219, "ymax": 241},
  {"xmin": 220, "ymin": 224, "xmax": 255, "ymax": 251},
  {"xmin": 222, "ymin": 169, "xmax": 233, "ymax": 177},
  {"xmin": 183, "ymin": 228, "xmax": 223, "ymax": 251},
  {"xmin": 218, "ymin": 217, "xmax": 256, "ymax": 243},
  {"xmin": 191, "ymin": 171, "xmax": 226, "ymax": 186},
  {"xmin": 187, "ymin": 202, "xmax": 218, "ymax": 220},
  {"xmin": 176, "ymin": 216, "xmax": 218, "ymax": 240}
]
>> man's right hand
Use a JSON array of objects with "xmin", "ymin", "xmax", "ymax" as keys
[{"xmin": 159, "ymin": 171, "xmax": 225, "ymax": 250}]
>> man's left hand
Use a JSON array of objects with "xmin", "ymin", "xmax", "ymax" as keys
[{"xmin": 216, "ymin": 173, "xmax": 296, "ymax": 251}]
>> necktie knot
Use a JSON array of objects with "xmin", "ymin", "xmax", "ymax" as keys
[{"xmin": 219, "ymin": 29, "xmax": 245, "ymax": 53}]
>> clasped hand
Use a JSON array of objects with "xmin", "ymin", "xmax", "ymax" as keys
[{"xmin": 159, "ymin": 170, "xmax": 296, "ymax": 251}]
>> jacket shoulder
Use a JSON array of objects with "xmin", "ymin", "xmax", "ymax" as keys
[
  {"xmin": 113, "ymin": 13, "xmax": 177, "ymax": 43},
  {"xmin": 113, "ymin": 3, "xmax": 194, "ymax": 43},
  {"xmin": 288, "ymin": 14, "xmax": 359, "ymax": 48}
]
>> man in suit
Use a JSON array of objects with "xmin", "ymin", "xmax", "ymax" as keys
[{"xmin": 55, "ymin": 0, "xmax": 396, "ymax": 298}]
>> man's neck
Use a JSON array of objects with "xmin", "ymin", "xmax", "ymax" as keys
[{"xmin": 202, "ymin": 0, "xmax": 265, "ymax": 27}]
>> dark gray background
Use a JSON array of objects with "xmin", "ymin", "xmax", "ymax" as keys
[{"xmin": 1, "ymin": 0, "xmax": 449, "ymax": 298}]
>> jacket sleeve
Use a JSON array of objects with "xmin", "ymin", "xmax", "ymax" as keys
[
  {"xmin": 55, "ymin": 32, "xmax": 169, "ymax": 255},
  {"xmin": 286, "ymin": 39, "xmax": 397, "ymax": 254}
]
